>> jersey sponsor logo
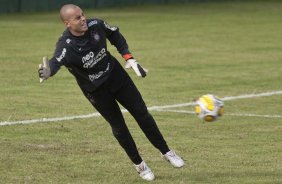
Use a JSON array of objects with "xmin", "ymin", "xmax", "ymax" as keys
[
  {"xmin": 88, "ymin": 63, "xmax": 110, "ymax": 81},
  {"xmin": 82, "ymin": 48, "xmax": 107, "ymax": 69},
  {"xmin": 88, "ymin": 20, "xmax": 98, "ymax": 27},
  {"xmin": 104, "ymin": 21, "xmax": 117, "ymax": 31},
  {"xmin": 56, "ymin": 48, "xmax": 66, "ymax": 62}
]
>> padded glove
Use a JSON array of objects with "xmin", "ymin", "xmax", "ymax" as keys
[
  {"xmin": 125, "ymin": 59, "xmax": 148, "ymax": 77},
  {"xmin": 38, "ymin": 56, "xmax": 51, "ymax": 83}
]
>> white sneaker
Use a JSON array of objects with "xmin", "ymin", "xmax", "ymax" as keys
[
  {"xmin": 162, "ymin": 150, "xmax": 184, "ymax": 168},
  {"xmin": 134, "ymin": 161, "xmax": 155, "ymax": 181}
]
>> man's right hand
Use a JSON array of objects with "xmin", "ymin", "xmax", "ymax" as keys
[{"xmin": 38, "ymin": 56, "xmax": 51, "ymax": 83}]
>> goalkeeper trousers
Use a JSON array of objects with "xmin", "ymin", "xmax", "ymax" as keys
[{"xmin": 81, "ymin": 62, "xmax": 170, "ymax": 164}]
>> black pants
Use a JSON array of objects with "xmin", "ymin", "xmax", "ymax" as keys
[{"xmin": 82, "ymin": 62, "xmax": 170, "ymax": 164}]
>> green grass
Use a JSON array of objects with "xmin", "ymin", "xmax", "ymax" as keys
[{"xmin": 0, "ymin": 1, "xmax": 282, "ymax": 183}]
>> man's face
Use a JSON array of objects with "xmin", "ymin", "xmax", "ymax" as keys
[{"xmin": 64, "ymin": 7, "xmax": 88, "ymax": 36}]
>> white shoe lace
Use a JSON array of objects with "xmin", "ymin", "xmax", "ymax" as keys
[
  {"xmin": 134, "ymin": 161, "xmax": 155, "ymax": 181},
  {"xmin": 163, "ymin": 150, "xmax": 185, "ymax": 168}
]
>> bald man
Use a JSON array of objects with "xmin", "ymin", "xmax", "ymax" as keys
[{"xmin": 38, "ymin": 4, "xmax": 184, "ymax": 181}]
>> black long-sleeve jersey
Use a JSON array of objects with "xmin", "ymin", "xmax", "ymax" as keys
[{"xmin": 49, "ymin": 18, "xmax": 131, "ymax": 92}]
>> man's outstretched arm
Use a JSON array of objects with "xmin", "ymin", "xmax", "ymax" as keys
[
  {"xmin": 101, "ymin": 20, "xmax": 148, "ymax": 77},
  {"xmin": 38, "ymin": 39, "xmax": 66, "ymax": 82}
]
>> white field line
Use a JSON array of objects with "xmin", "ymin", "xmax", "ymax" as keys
[
  {"xmin": 1, "ymin": 90, "xmax": 282, "ymax": 126},
  {"xmin": 148, "ymin": 90, "xmax": 282, "ymax": 110},
  {"xmin": 155, "ymin": 109, "xmax": 282, "ymax": 118},
  {"xmin": 0, "ymin": 110, "xmax": 127, "ymax": 126}
]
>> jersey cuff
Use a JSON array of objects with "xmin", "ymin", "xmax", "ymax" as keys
[{"xmin": 122, "ymin": 54, "xmax": 133, "ymax": 61}]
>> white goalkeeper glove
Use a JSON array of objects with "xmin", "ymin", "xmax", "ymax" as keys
[
  {"xmin": 38, "ymin": 56, "xmax": 51, "ymax": 83},
  {"xmin": 125, "ymin": 59, "xmax": 148, "ymax": 77}
]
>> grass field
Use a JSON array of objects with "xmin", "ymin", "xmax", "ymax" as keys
[{"xmin": 0, "ymin": 1, "xmax": 282, "ymax": 183}]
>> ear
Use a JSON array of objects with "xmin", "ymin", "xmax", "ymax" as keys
[{"xmin": 64, "ymin": 20, "xmax": 71, "ymax": 28}]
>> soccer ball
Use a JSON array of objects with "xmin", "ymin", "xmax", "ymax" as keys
[{"xmin": 195, "ymin": 94, "xmax": 224, "ymax": 122}]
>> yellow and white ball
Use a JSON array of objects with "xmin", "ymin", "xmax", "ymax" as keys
[{"xmin": 195, "ymin": 94, "xmax": 224, "ymax": 122}]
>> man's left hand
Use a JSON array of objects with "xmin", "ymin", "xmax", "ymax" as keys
[{"xmin": 125, "ymin": 59, "xmax": 148, "ymax": 78}]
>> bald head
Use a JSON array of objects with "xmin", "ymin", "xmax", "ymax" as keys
[
  {"xmin": 59, "ymin": 4, "xmax": 88, "ymax": 36},
  {"xmin": 60, "ymin": 4, "xmax": 80, "ymax": 21}
]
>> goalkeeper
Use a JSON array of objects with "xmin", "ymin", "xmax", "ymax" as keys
[{"xmin": 38, "ymin": 4, "xmax": 184, "ymax": 181}]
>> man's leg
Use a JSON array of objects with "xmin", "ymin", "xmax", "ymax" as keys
[
  {"xmin": 82, "ymin": 86, "xmax": 143, "ymax": 165},
  {"xmin": 115, "ymin": 77, "xmax": 170, "ymax": 155},
  {"xmin": 115, "ymin": 77, "xmax": 184, "ymax": 168}
]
